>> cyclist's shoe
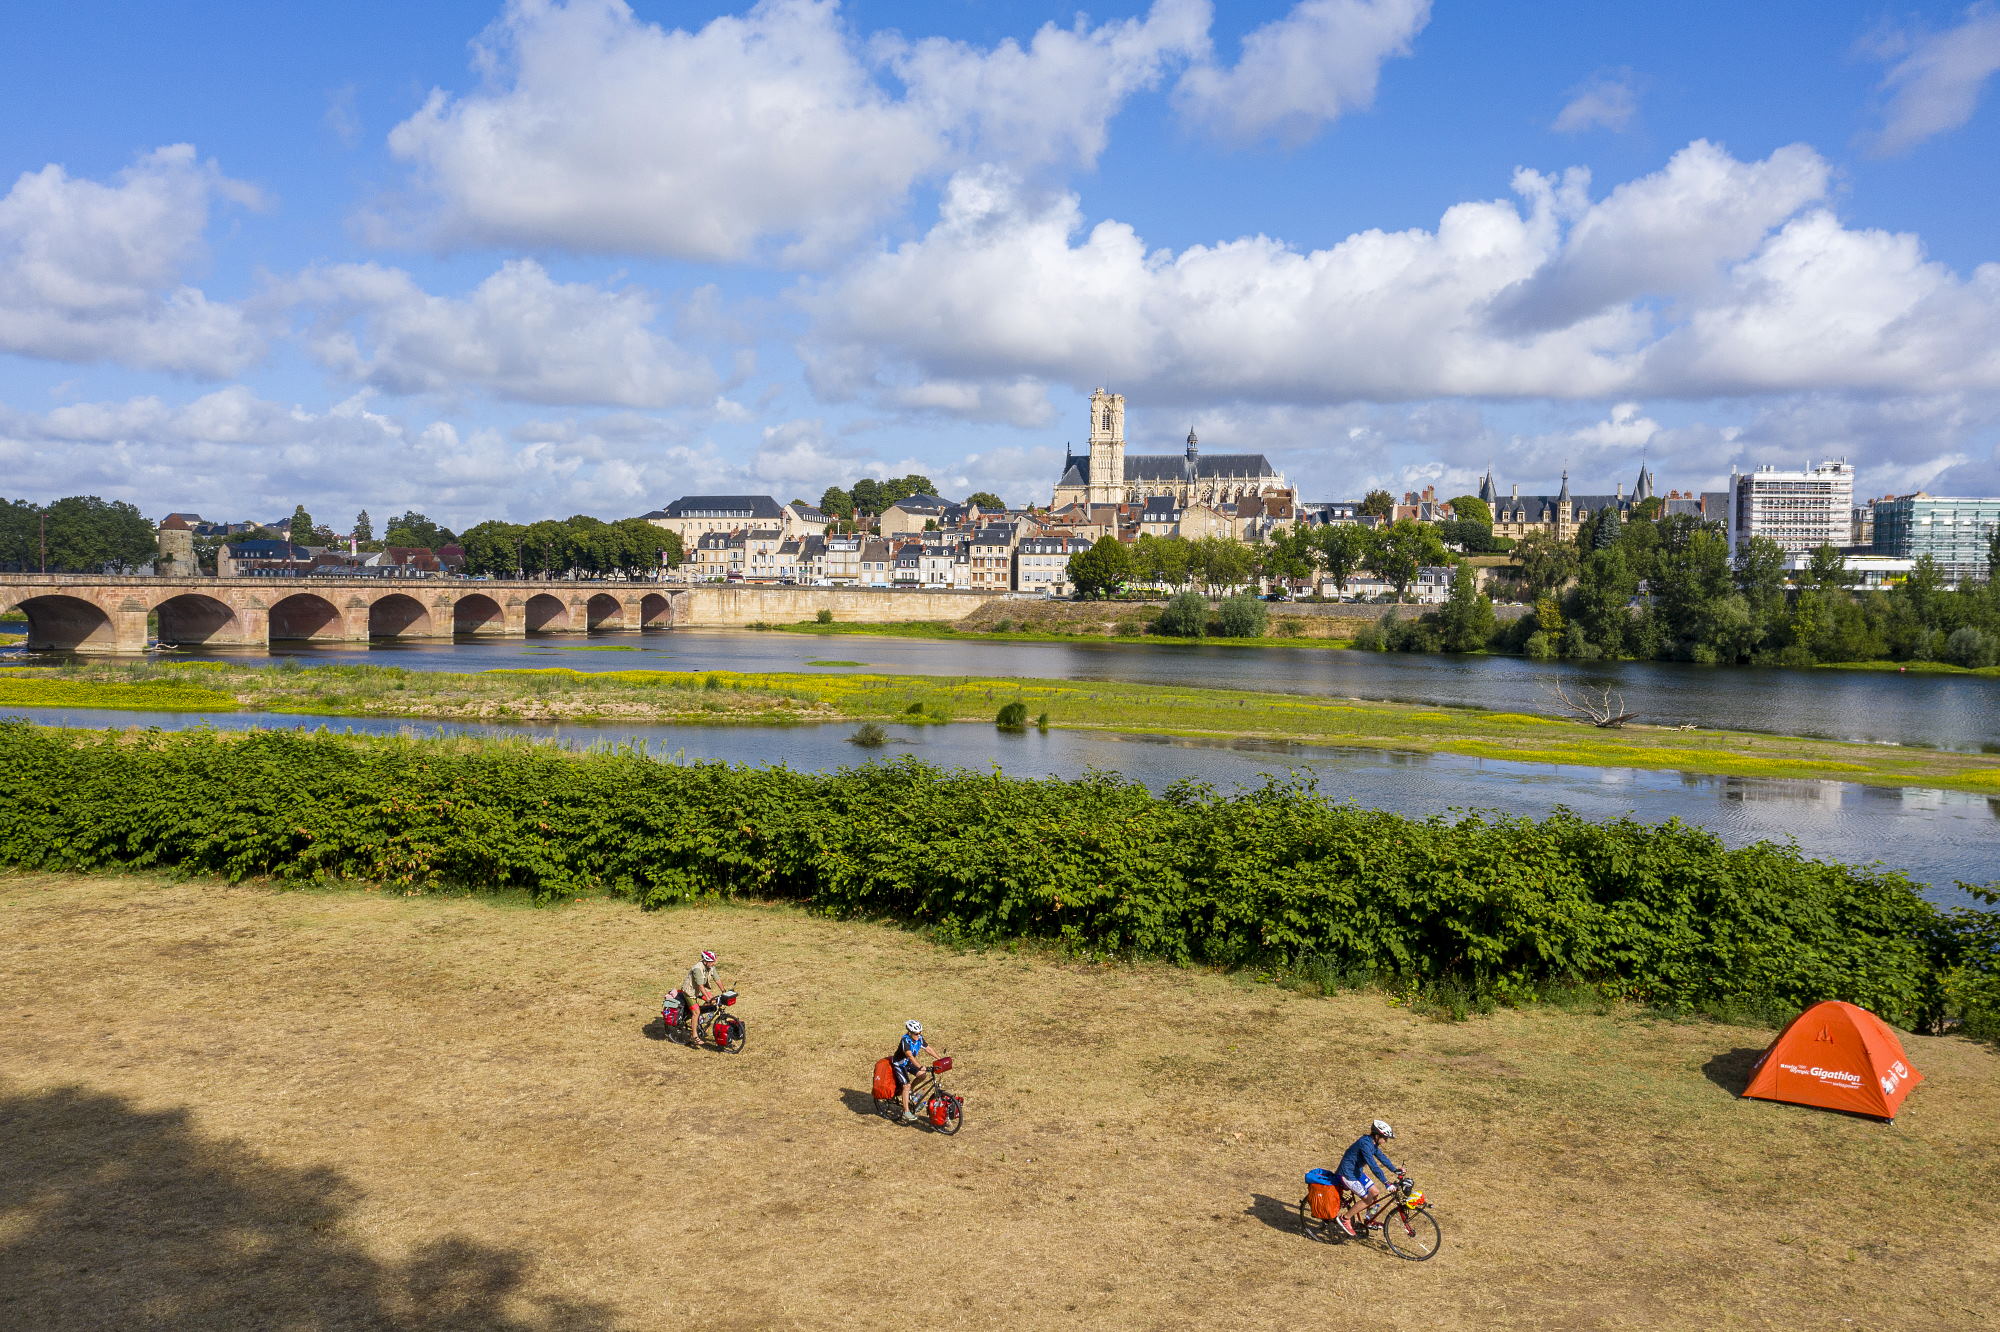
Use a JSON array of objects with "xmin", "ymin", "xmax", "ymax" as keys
[
  {"xmin": 901, "ymin": 1110, "xmax": 919, "ymax": 1123},
  {"xmin": 1334, "ymin": 1214, "xmax": 1356, "ymax": 1237}
]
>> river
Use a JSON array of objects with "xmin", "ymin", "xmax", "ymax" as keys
[
  {"xmin": 12, "ymin": 625, "xmax": 1990, "ymax": 752},
  {"xmin": 19, "ymin": 703, "xmax": 1997, "ymax": 904}
]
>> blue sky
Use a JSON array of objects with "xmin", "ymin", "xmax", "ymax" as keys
[{"xmin": 3, "ymin": 0, "xmax": 1998, "ymax": 527}]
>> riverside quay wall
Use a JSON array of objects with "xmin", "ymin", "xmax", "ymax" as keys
[{"xmin": 0, "ymin": 575, "xmax": 1008, "ymax": 654}]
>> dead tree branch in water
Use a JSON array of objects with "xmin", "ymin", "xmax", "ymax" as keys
[{"xmin": 1544, "ymin": 681, "xmax": 1639, "ymax": 728}]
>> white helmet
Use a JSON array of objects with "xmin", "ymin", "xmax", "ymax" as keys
[
  {"xmin": 905, "ymin": 1020, "xmax": 923, "ymax": 1034},
  {"xmin": 1372, "ymin": 1118, "xmax": 1395, "ymax": 1138}
]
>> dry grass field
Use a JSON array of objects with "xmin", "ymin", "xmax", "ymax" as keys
[{"xmin": 2, "ymin": 872, "xmax": 1995, "ymax": 1331}]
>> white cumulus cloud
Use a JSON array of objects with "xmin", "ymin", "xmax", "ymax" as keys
[
  {"xmin": 385, "ymin": 0, "xmax": 1213, "ymax": 263},
  {"xmin": 0, "ymin": 145, "xmax": 264, "ymax": 376},
  {"xmin": 1174, "ymin": 0, "xmax": 1429, "ymax": 144},
  {"xmin": 277, "ymin": 259, "xmax": 719, "ymax": 408},
  {"xmin": 800, "ymin": 141, "xmax": 2000, "ymax": 409}
]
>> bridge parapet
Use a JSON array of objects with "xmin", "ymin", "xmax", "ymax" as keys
[{"xmin": 1, "ymin": 575, "xmax": 1011, "ymax": 653}]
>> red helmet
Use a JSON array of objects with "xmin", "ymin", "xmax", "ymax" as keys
[{"xmin": 700, "ymin": 950, "xmax": 717, "ymax": 964}]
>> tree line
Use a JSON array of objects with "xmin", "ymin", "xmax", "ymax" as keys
[
  {"xmin": 457, "ymin": 516, "xmax": 681, "ymax": 579},
  {"xmin": 1372, "ymin": 502, "xmax": 2000, "ymax": 668},
  {"xmin": 1066, "ymin": 519, "xmax": 1459, "ymax": 600},
  {"xmin": 0, "ymin": 496, "xmax": 157, "ymax": 573}
]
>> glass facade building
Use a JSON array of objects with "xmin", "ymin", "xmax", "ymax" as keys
[{"xmin": 1871, "ymin": 495, "xmax": 2000, "ymax": 581}]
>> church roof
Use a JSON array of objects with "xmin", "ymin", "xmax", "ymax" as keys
[{"xmin": 1076, "ymin": 452, "xmax": 1279, "ymax": 482}]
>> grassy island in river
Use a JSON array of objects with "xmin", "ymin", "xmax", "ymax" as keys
[{"xmin": 4, "ymin": 659, "xmax": 2000, "ymax": 794}]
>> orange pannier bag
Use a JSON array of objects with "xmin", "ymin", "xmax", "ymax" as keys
[
  {"xmin": 1305, "ymin": 1169, "xmax": 1343, "ymax": 1220},
  {"xmin": 872, "ymin": 1058, "xmax": 898, "ymax": 1100}
]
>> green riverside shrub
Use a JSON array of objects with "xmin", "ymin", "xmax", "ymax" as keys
[
  {"xmin": 1214, "ymin": 594, "xmax": 1268, "ymax": 638},
  {"xmin": 0, "ymin": 720, "xmax": 1989, "ymax": 1033}
]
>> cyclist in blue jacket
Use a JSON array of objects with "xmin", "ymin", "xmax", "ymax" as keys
[
  {"xmin": 1334, "ymin": 1119, "xmax": 1402, "ymax": 1236},
  {"xmin": 892, "ymin": 1020, "xmax": 936, "ymax": 1123}
]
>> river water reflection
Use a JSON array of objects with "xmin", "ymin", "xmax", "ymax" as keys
[
  {"xmin": 21, "ymin": 704, "xmax": 1996, "ymax": 904},
  {"xmin": 17, "ymin": 626, "xmax": 1990, "ymax": 752}
]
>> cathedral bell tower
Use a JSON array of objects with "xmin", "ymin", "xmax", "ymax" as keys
[{"xmin": 1087, "ymin": 387, "xmax": 1125, "ymax": 505}]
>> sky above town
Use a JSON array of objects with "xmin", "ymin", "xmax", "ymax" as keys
[{"xmin": 3, "ymin": 0, "xmax": 1999, "ymax": 526}]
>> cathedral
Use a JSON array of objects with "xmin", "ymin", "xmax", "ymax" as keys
[{"xmin": 1050, "ymin": 388, "xmax": 1287, "ymax": 508}]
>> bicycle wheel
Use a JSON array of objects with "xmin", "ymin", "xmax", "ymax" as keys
[
  {"xmin": 929, "ymin": 1094, "xmax": 963, "ymax": 1135},
  {"xmin": 1297, "ymin": 1198, "xmax": 1339, "ymax": 1244},
  {"xmin": 716, "ymin": 1017, "xmax": 746, "ymax": 1053},
  {"xmin": 875, "ymin": 1096, "xmax": 905, "ymax": 1124},
  {"xmin": 1381, "ymin": 1205, "xmax": 1442, "ymax": 1261}
]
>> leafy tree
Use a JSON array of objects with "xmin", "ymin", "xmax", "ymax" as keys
[
  {"xmin": 1988, "ymin": 526, "xmax": 2000, "ymax": 581},
  {"xmin": 1803, "ymin": 543, "xmax": 1855, "ymax": 593},
  {"xmin": 965, "ymin": 491, "xmax": 1006, "ymax": 511},
  {"xmin": 1531, "ymin": 594, "xmax": 1565, "ymax": 645},
  {"xmin": 1734, "ymin": 535, "xmax": 1788, "ymax": 651},
  {"xmin": 1629, "ymin": 496, "xmax": 1664, "ymax": 523},
  {"xmin": 1313, "ymin": 524, "xmax": 1368, "ymax": 595},
  {"xmin": 818, "ymin": 486, "xmax": 853, "ymax": 520},
  {"xmin": 382, "ymin": 510, "xmax": 455, "ymax": 549},
  {"xmin": 1569, "ymin": 547, "xmax": 1638, "ymax": 657},
  {"xmin": 1155, "ymin": 591, "xmax": 1207, "ymax": 637},
  {"xmin": 1652, "ymin": 524, "xmax": 1737, "ymax": 661},
  {"xmin": 1437, "ymin": 562, "xmax": 1496, "ymax": 652},
  {"xmin": 610, "ymin": 517, "xmax": 676, "ymax": 578},
  {"xmin": 352, "ymin": 509, "xmax": 374, "ymax": 544},
  {"xmin": 1945, "ymin": 626, "xmax": 1997, "ymax": 669},
  {"xmin": 1259, "ymin": 525, "xmax": 1317, "ymax": 587},
  {"xmin": 850, "ymin": 478, "xmax": 882, "ymax": 519},
  {"xmin": 459, "ymin": 520, "xmax": 526, "ymax": 577},
  {"xmin": 878, "ymin": 474, "xmax": 940, "ymax": 506},
  {"xmin": 1448, "ymin": 495, "xmax": 1492, "ymax": 527},
  {"xmin": 35, "ymin": 496, "xmax": 159, "ymax": 573},
  {"xmin": 0, "ymin": 497, "xmax": 39, "ymax": 570},
  {"xmin": 1439, "ymin": 517, "xmax": 1497, "ymax": 553},
  {"xmin": 1512, "ymin": 530, "xmax": 1580, "ymax": 598},
  {"xmin": 1214, "ymin": 593, "xmax": 1268, "ymax": 638},
  {"xmin": 1066, "ymin": 535, "xmax": 1132, "ymax": 598},
  {"xmin": 1360, "ymin": 489, "xmax": 1394, "ymax": 518},
  {"xmin": 1366, "ymin": 520, "xmax": 1447, "ymax": 601},
  {"xmin": 288, "ymin": 505, "xmax": 315, "ymax": 547},
  {"xmin": 1190, "ymin": 536, "xmax": 1254, "ymax": 592}
]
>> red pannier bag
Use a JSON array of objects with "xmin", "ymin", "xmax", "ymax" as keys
[
  {"xmin": 1305, "ymin": 1169, "xmax": 1343, "ymax": 1221},
  {"xmin": 872, "ymin": 1057, "xmax": 897, "ymax": 1100}
]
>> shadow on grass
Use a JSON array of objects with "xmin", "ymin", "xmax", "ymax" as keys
[
  {"xmin": 837, "ymin": 1088, "xmax": 887, "ymax": 1119},
  {"xmin": 1700, "ymin": 1047, "xmax": 1766, "ymax": 1096},
  {"xmin": 0, "ymin": 1082, "xmax": 615, "ymax": 1331},
  {"xmin": 1243, "ymin": 1193, "xmax": 1308, "ymax": 1236}
]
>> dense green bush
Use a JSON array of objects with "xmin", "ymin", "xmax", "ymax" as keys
[
  {"xmin": 995, "ymin": 702, "xmax": 1028, "ymax": 729},
  {"xmin": 1, "ymin": 721, "xmax": 1990, "ymax": 1032},
  {"xmin": 1154, "ymin": 591, "xmax": 1207, "ymax": 638},
  {"xmin": 1213, "ymin": 594, "xmax": 1268, "ymax": 638}
]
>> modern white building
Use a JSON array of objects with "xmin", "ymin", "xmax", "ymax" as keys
[{"xmin": 1728, "ymin": 460, "xmax": 1854, "ymax": 557}]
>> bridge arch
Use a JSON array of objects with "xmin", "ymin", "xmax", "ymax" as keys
[
  {"xmin": 268, "ymin": 592, "xmax": 350, "ymax": 642},
  {"xmin": 640, "ymin": 592, "xmax": 674, "ymax": 629},
  {"xmin": 8, "ymin": 594, "xmax": 117, "ymax": 652},
  {"xmin": 453, "ymin": 592, "xmax": 506, "ymax": 636},
  {"xmin": 585, "ymin": 593, "xmax": 624, "ymax": 630},
  {"xmin": 368, "ymin": 593, "xmax": 433, "ymax": 639},
  {"xmin": 524, "ymin": 593, "xmax": 572, "ymax": 633},
  {"xmin": 151, "ymin": 592, "xmax": 240, "ymax": 647}
]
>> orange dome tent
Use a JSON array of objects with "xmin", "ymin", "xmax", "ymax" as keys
[{"xmin": 1741, "ymin": 1000, "xmax": 1923, "ymax": 1120}]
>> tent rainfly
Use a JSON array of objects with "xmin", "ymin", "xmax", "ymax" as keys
[{"xmin": 1741, "ymin": 1000, "xmax": 1924, "ymax": 1120}]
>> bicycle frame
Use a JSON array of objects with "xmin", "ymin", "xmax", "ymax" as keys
[{"xmin": 1357, "ymin": 1178, "xmax": 1426, "ymax": 1228}]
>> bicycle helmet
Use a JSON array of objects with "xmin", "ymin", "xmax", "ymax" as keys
[
  {"xmin": 1372, "ymin": 1118, "xmax": 1395, "ymax": 1139},
  {"xmin": 905, "ymin": 1020, "xmax": 924, "ymax": 1034},
  {"xmin": 700, "ymin": 950, "xmax": 717, "ymax": 964}
]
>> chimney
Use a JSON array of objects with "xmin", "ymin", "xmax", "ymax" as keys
[
  {"xmin": 1616, "ymin": 482, "xmax": 1623, "ymax": 499},
  {"xmin": 1511, "ymin": 484, "xmax": 1519, "ymax": 498}
]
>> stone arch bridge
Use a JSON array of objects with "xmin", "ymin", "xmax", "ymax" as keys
[{"xmin": 0, "ymin": 576, "xmax": 1005, "ymax": 654}]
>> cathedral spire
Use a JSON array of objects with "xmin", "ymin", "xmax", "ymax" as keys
[{"xmin": 1477, "ymin": 465, "xmax": 1497, "ymax": 506}]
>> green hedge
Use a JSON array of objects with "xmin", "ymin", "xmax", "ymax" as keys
[{"xmin": 1, "ymin": 720, "xmax": 1991, "ymax": 1032}]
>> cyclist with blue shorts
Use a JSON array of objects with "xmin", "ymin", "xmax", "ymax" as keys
[
  {"xmin": 891, "ymin": 1019, "xmax": 936, "ymax": 1123},
  {"xmin": 1333, "ymin": 1119, "xmax": 1402, "ymax": 1236}
]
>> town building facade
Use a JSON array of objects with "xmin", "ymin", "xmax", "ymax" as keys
[{"xmin": 1870, "ymin": 493, "xmax": 2000, "ymax": 582}]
